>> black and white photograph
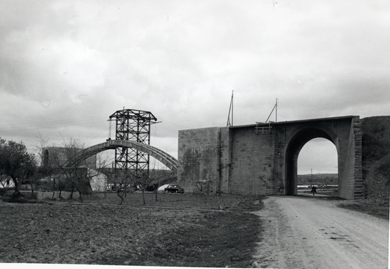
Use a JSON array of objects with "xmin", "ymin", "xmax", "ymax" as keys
[{"xmin": 0, "ymin": 0, "xmax": 389, "ymax": 268}]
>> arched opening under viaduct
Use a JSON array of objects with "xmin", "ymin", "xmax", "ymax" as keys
[
  {"xmin": 285, "ymin": 127, "xmax": 338, "ymax": 196},
  {"xmin": 297, "ymin": 138, "xmax": 338, "ymax": 197}
]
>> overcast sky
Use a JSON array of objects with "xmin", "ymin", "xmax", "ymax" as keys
[{"xmin": 1, "ymin": 0, "xmax": 389, "ymax": 174}]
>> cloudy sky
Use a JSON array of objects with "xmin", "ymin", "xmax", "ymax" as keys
[{"xmin": 0, "ymin": 0, "xmax": 389, "ymax": 174}]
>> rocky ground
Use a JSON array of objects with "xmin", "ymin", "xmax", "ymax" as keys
[{"xmin": 0, "ymin": 192, "xmax": 263, "ymax": 267}]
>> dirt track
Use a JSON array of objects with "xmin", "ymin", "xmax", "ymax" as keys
[{"xmin": 253, "ymin": 196, "xmax": 389, "ymax": 269}]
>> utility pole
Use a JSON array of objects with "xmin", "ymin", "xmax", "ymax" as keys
[
  {"xmin": 275, "ymin": 98, "xmax": 278, "ymax": 122},
  {"xmin": 266, "ymin": 98, "xmax": 279, "ymax": 123},
  {"xmin": 311, "ymin": 168, "xmax": 313, "ymax": 185},
  {"xmin": 226, "ymin": 90, "xmax": 234, "ymax": 127}
]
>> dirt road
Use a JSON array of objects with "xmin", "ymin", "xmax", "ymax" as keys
[{"xmin": 253, "ymin": 196, "xmax": 389, "ymax": 269}]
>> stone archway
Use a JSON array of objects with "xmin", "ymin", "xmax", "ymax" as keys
[{"xmin": 284, "ymin": 126, "xmax": 338, "ymax": 195}]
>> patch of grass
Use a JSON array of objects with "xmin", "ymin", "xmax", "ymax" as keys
[{"xmin": 338, "ymin": 200, "xmax": 389, "ymax": 220}]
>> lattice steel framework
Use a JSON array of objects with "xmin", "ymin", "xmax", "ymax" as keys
[{"xmin": 108, "ymin": 109, "xmax": 157, "ymax": 178}]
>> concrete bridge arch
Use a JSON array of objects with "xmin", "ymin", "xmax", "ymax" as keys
[{"xmin": 67, "ymin": 140, "xmax": 178, "ymax": 174}]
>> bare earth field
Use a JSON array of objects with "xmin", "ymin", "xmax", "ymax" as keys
[
  {"xmin": 253, "ymin": 196, "xmax": 389, "ymax": 269},
  {"xmin": 0, "ymin": 192, "xmax": 263, "ymax": 267},
  {"xmin": 1, "ymin": 191, "xmax": 388, "ymax": 268}
]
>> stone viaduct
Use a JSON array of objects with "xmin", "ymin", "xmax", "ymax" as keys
[{"xmin": 178, "ymin": 116, "xmax": 362, "ymax": 200}]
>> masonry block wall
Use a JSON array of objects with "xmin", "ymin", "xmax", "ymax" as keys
[
  {"xmin": 219, "ymin": 127, "xmax": 230, "ymax": 193},
  {"xmin": 178, "ymin": 127, "xmax": 228, "ymax": 193},
  {"xmin": 334, "ymin": 117, "xmax": 362, "ymax": 199},
  {"xmin": 353, "ymin": 119, "xmax": 363, "ymax": 199},
  {"xmin": 178, "ymin": 116, "xmax": 362, "ymax": 199},
  {"xmin": 228, "ymin": 126, "xmax": 277, "ymax": 195}
]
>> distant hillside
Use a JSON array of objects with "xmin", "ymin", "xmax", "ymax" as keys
[
  {"xmin": 361, "ymin": 116, "xmax": 390, "ymax": 201},
  {"xmin": 297, "ymin": 173, "xmax": 338, "ymax": 185}
]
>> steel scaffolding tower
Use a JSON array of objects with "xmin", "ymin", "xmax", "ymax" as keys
[{"xmin": 108, "ymin": 109, "xmax": 157, "ymax": 178}]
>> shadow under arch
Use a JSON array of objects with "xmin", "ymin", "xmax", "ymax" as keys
[
  {"xmin": 66, "ymin": 140, "xmax": 179, "ymax": 174},
  {"xmin": 284, "ymin": 125, "xmax": 338, "ymax": 195}
]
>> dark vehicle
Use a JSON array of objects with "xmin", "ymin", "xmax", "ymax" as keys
[{"xmin": 164, "ymin": 185, "xmax": 184, "ymax": 193}]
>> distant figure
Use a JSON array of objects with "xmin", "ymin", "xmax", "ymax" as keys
[{"xmin": 311, "ymin": 186, "xmax": 317, "ymax": 196}]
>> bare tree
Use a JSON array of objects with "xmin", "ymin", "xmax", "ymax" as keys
[
  {"xmin": 35, "ymin": 136, "xmax": 95, "ymax": 202},
  {"xmin": 133, "ymin": 172, "xmax": 151, "ymax": 206},
  {"xmin": 132, "ymin": 166, "xmax": 175, "ymax": 205},
  {"xmin": 101, "ymin": 167, "xmax": 133, "ymax": 205},
  {"xmin": 149, "ymin": 168, "xmax": 175, "ymax": 202}
]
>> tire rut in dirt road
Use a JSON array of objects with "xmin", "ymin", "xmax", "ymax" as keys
[{"xmin": 253, "ymin": 196, "xmax": 388, "ymax": 269}]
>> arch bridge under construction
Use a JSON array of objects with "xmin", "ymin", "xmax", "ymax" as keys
[{"xmin": 56, "ymin": 115, "xmax": 362, "ymax": 200}]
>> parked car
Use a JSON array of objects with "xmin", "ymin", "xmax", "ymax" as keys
[{"xmin": 164, "ymin": 185, "xmax": 184, "ymax": 193}]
